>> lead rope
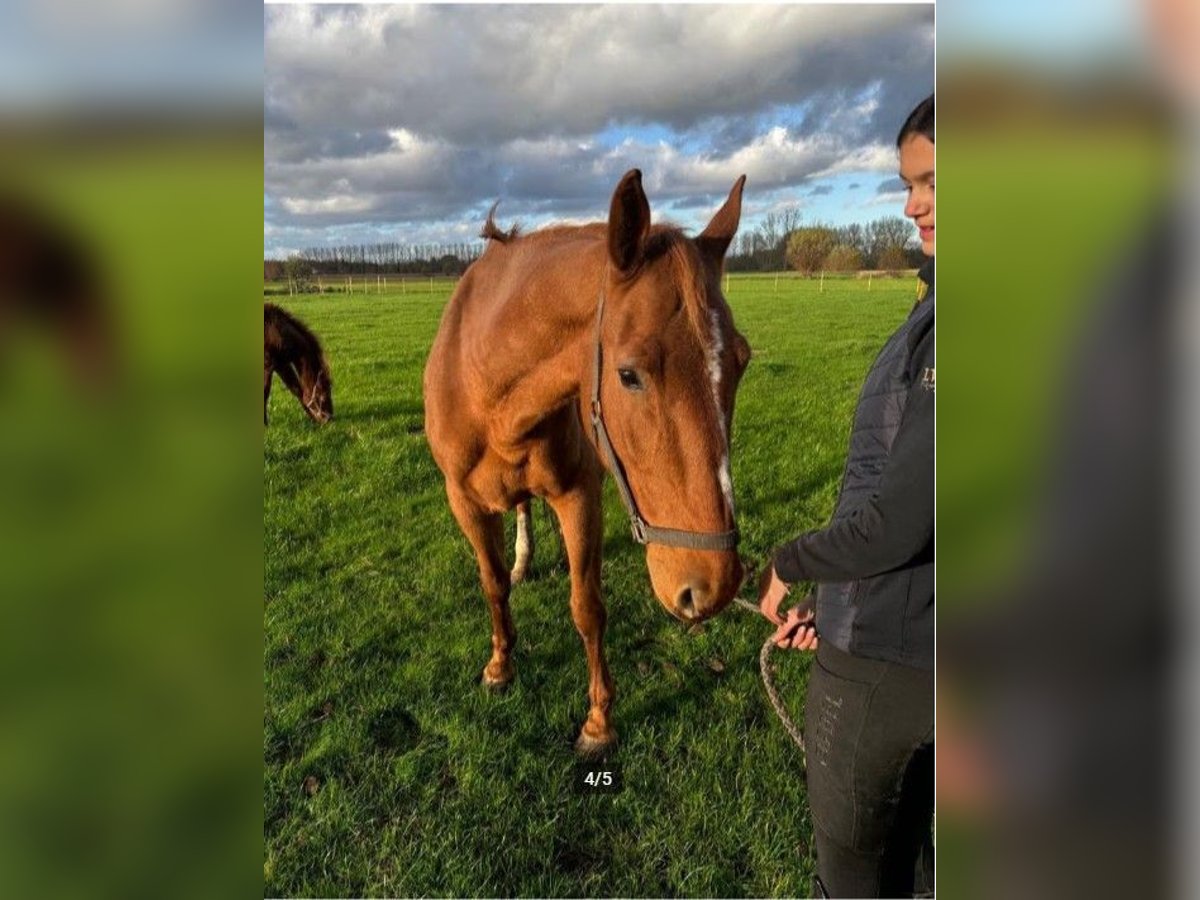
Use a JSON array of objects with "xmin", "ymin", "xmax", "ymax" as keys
[{"xmin": 731, "ymin": 595, "xmax": 807, "ymax": 769}]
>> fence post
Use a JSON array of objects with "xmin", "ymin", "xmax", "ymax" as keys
[
  {"xmin": 868, "ymin": 273, "xmax": 872, "ymax": 292},
  {"xmin": 774, "ymin": 272, "xmax": 779, "ymax": 294},
  {"xmin": 349, "ymin": 275, "xmax": 353, "ymax": 295},
  {"xmin": 820, "ymin": 271, "xmax": 825, "ymax": 293}
]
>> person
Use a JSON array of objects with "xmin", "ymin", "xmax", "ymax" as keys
[{"xmin": 757, "ymin": 94, "xmax": 935, "ymax": 898}]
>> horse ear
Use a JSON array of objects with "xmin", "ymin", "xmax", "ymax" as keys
[
  {"xmin": 607, "ymin": 169, "xmax": 651, "ymax": 274},
  {"xmin": 734, "ymin": 331, "xmax": 752, "ymax": 372},
  {"xmin": 697, "ymin": 175, "xmax": 747, "ymax": 270}
]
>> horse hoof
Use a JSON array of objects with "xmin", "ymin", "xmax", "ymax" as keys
[
  {"xmin": 510, "ymin": 564, "xmax": 529, "ymax": 585},
  {"xmin": 574, "ymin": 728, "xmax": 618, "ymax": 759},
  {"xmin": 481, "ymin": 662, "xmax": 514, "ymax": 691}
]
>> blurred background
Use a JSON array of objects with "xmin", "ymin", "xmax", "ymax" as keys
[
  {"xmin": 0, "ymin": 1, "xmax": 261, "ymax": 898},
  {"xmin": 0, "ymin": 0, "xmax": 1196, "ymax": 897},
  {"xmin": 938, "ymin": 0, "xmax": 1196, "ymax": 898}
]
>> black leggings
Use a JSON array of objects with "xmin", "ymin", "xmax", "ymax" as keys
[{"xmin": 805, "ymin": 642, "xmax": 934, "ymax": 898}]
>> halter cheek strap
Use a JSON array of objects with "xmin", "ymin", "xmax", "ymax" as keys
[
  {"xmin": 589, "ymin": 286, "xmax": 739, "ymax": 552},
  {"xmin": 288, "ymin": 361, "xmax": 321, "ymax": 412}
]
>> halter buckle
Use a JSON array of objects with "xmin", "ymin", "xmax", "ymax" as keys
[{"xmin": 629, "ymin": 517, "xmax": 648, "ymax": 544}]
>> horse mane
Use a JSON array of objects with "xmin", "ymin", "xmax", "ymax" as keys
[
  {"xmin": 480, "ymin": 202, "xmax": 520, "ymax": 244},
  {"xmin": 265, "ymin": 302, "xmax": 330, "ymax": 377},
  {"xmin": 474, "ymin": 213, "xmax": 713, "ymax": 348}
]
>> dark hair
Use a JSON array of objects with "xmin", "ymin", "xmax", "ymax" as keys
[{"xmin": 896, "ymin": 94, "xmax": 934, "ymax": 147}]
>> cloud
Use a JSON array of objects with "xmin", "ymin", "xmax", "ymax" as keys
[
  {"xmin": 876, "ymin": 176, "xmax": 906, "ymax": 194},
  {"xmin": 266, "ymin": 5, "xmax": 929, "ymax": 144},
  {"xmin": 806, "ymin": 184, "xmax": 835, "ymax": 196},
  {"xmin": 264, "ymin": 3, "xmax": 933, "ymax": 251}
]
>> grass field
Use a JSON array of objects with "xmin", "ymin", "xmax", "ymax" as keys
[{"xmin": 263, "ymin": 272, "xmax": 918, "ymax": 897}]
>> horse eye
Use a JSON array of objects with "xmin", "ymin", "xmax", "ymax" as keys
[{"xmin": 617, "ymin": 368, "xmax": 643, "ymax": 391}]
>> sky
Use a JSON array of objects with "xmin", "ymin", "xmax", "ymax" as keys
[{"xmin": 263, "ymin": 3, "xmax": 935, "ymax": 258}]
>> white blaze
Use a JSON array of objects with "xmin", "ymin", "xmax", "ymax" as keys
[
  {"xmin": 707, "ymin": 308, "xmax": 735, "ymax": 515},
  {"xmin": 718, "ymin": 454, "xmax": 735, "ymax": 517}
]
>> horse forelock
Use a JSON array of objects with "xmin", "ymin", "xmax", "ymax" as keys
[{"xmin": 648, "ymin": 228, "xmax": 725, "ymax": 362}]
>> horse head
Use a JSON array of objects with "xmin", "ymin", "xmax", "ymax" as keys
[
  {"xmin": 292, "ymin": 355, "xmax": 334, "ymax": 424},
  {"xmin": 596, "ymin": 169, "xmax": 751, "ymax": 622}
]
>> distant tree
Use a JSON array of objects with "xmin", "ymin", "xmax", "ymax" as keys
[
  {"xmin": 823, "ymin": 244, "xmax": 864, "ymax": 272},
  {"xmin": 877, "ymin": 245, "xmax": 909, "ymax": 273},
  {"xmin": 835, "ymin": 223, "xmax": 869, "ymax": 263},
  {"xmin": 786, "ymin": 226, "xmax": 838, "ymax": 276},
  {"xmin": 264, "ymin": 259, "xmax": 284, "ymax": 282},
  {"xmin": 868, "ymin": 216, "xmax": 916, "ymax": 264},
  {"xmin": 283, "ymin": 256, "xmax": 315, "ymax": 294},
  {"xmin": 904, "ymin": 245, "xmax": 927, "ymax": 268},
  {"xmin": 779, "ymin": 205, "xmax": 803, "ymax": 238},
  {"xmin": 757, "ymin": 212, "xmax": 781, "ymax": 258},
  {"xmin": 755, "ymin": 206, "xmax": 803, "ymax": 270}
]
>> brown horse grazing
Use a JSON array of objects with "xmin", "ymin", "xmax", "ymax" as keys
[
  {"xmin": 424, "ymin": 169, "xmax": 751, "ymax": 754},
  {"xmin": 264, "ymin": 303, "xmax": 333, "ymax": 425},
  {"xmin": 0, "ymin": 193, "xmax": 119, "ymax": 391}
]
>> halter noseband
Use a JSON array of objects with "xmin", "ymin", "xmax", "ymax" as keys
[
  {"xmin": 588, "ymin": 285, "xmax": 739, "ymax": 552},
  {"xmin": 288, "ymin": 360, "xmax": 323, "ymax": 415}
]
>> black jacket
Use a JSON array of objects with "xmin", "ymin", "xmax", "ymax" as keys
[{"xmin": 773, "ymin": 259, "xmax": 934, "ymax": 669}]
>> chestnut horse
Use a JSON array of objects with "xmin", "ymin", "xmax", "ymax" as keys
[
  {"xmin": 264, "ymin": 303, "xmax": 333, "ymax": 425},
  {"xmin": 424, "ymin": 169, "xmax": 750, "ymax": 754}
]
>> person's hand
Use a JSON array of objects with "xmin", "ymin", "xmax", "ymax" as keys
[
  {"xmin": 770, "ymin": 595, "xmax": 819, "ymax": 652},
  {"xmin": 756, "ymin": 564, "xmax": 791, "ymax": 625}
]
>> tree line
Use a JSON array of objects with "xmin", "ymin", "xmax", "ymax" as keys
[
  {"xmin": 265, "ymin": 211, "xmax": 922, "ymax": 284},
  {"xmin": 264, "ymin": 240, "xmax": 486, "ymax": 282},
  {"xmin": 727, "ymin": 210, "xmax": 923, "ymax": 274}
]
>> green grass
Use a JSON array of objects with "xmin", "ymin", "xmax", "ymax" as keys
[
  {"xmin": 263, "ymin": 273, "xmax": 916, "ymax": 897},
  {"xmin": 937, "ymin": 127, "xmax": 1171, "ymax": 601}
]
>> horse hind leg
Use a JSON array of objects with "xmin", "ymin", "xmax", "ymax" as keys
[
  {"xmin": 510, "ymin": 499, "xmax": 535, "ymax": 584},
  {"xmin": 446, "ymin": 485, "xmax": 517, "ymax": 689}
]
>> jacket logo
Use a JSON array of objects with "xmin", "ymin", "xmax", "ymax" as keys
[{"xmin": 921, "ymin": 367, "xmax": 935, "ymax": 392}]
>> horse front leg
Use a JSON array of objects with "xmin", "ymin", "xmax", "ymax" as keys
[
  {"xmin": 548, "ymin": 470, "xmax": 616, "ymax": 755},
  {"xmin": 446, "ymin": 484, "xmax": 517, "ymax": 689},
  {"xmin": 264, "ymin": 365, "xmax": 273, "ymax": 425}
]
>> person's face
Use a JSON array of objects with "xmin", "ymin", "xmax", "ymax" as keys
[
  {"xmin": 900, "ymin": 134, "xmax": 935, "ymax": 257},
  {"xmin": 1145, "ymin": 0, "xmax": 1200, "ymax": 107}
]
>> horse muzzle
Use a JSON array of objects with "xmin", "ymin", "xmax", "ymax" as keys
[{"xmin": 649, "ymin": 548, "xmax": 744, "ymax": 622}]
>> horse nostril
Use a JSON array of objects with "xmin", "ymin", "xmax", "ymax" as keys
[{"xmin": 676, "ymin": 587, "xmax": 696, "ymax": 620}]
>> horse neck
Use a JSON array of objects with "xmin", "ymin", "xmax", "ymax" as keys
[{"xmin": 484, "ymin": 242, "xmax": 605, "ymax": 438}]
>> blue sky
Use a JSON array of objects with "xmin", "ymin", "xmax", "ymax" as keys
[
  {"xmin": 264, "ymin": 4, "xmax": 933, "ymax": 258},
  {"xmin": 938, "ymin": 0, "xmax": 1143, "ymax": 63}
]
